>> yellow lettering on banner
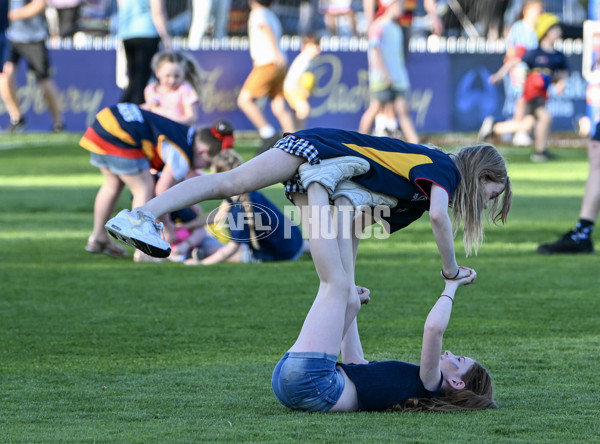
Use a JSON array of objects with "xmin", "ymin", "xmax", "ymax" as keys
[
  {"xmin": 309, "ymin": 54, "xmax": 370, "ymax": 116},
  {"xmin": 200, "ymin": 67, "xmax": 241, "ymax": 113},
  {"xmin": 342, "ymin": 143, "xmax": 433, "ymax": 178}
]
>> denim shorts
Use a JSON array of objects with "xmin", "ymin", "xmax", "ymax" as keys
[
  {"xmin": 271, "ymin": 351, "xmax": 345, "ymax": 412},
  {"xmin": 90, "ymin": 153, "xmax": 150, "ymax": 175}
]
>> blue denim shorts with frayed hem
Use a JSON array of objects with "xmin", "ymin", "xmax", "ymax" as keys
[
  {"xmin": 90, "ymin": 153, "xmax": 150, "ymax": 176},
  {"xmin": 271, "ymin": 351, "xmax": 345, "ymax": 412}
]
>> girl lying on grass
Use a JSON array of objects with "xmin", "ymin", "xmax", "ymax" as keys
[{"xmin": 271, "ymin": 181, "xmax": 496, "ymax": 412}]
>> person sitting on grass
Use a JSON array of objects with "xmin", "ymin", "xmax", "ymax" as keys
[
  {"xmin": 179, "ymin": 150, "xmax": 309, "ymax": 265},
  {"xmin": 271, "ymin": 181, "xmax": 496, "ymax": 412},
  {"xmin": 104, "ymin": 127, "xmax": 512, "ymax": 282}
]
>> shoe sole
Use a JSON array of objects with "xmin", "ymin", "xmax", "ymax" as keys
[
  {"xmin": 299, "ymin": 157, "xmax": 370, "ymax": 193},
  {"xmin": 537, "ymin": 246, "xmax": 594, "ymax": 255},
  {"xmin": 106, "ymin": 224, "xmax": 171, "ymax": 258},
  {"xmin": 332, "ymin": 186, "xmax": 397, "ymax": 208}
]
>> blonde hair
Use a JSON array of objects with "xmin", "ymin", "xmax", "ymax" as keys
[
  {"xmin": 394, "ymin": 362, "xmax": 497, "ymax": 412},
  {"xmin": 211, "ymin": 150, "xmax": 261, "ymax": 251},
  {"xmin": 449, "ymin": 144, "xmax": 512, "ymax": 256},
  {"xmin": 211, "ymin": 149, "xmax": 243, "ymax": 173},
  {"xmin": 151, "ymin": 50, "xmax": 203, "ymax": 98}
]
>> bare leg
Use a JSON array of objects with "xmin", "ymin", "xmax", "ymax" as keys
[
  {"xmin": 580, "ymin": 140, "xmax": 600, "ymax": 221},
  {"xmin": 89, "ymin": 168, "xmax": 126, "ymax": 244},
  {"xmin": 533, "ymin": 107, "xmax": 552, "ymax": 154},
  {"xmin": 119, "ymin": 170, "xmax": 156, "ymax": 209},
  {"xmin": 394, "ymin": 96, "xmax": 419, "ymax": 143},
  {"xmin": 293, "ymin": 99, "xmax": 310, "ymax": 130},
  {"xmin": 237, "ymin": 89, "xmax": 270, "ymax": 131},
  {"xmin": 38, "ymin": 78, "xmax": 63, "ymax": 127},
  {"xmin": 358, "ymin": 100, "xmax": 383, "ymax": 134},
  {"xmin": 270, "ymin": 94, "xmax": 295, "ymax": 133},
  {"xmin": 288, "ymin": 184, "xmax": 355, "ymax": 356},
  {"xmin": 0, "ymin": 62, "xmax": 22, "ymax": 121},
  {"xmin": 492, "ymin": 115, "xmax": 535, "ymax": 136},
  {"xmin": 333, "ymin": 197, "xmax": 362, "ymax": 337},
  {"xmin": 139, "ymin": 149, "xmax": 305, "ymax": 218}
]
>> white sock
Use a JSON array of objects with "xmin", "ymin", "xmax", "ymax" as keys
[
  {"xmin": 259, "ymin": 125, "xmax": 276, "ymax": 139},
  {"xmin": 385, "ymin": 116, "xmax": 398, "ymax": 131},
  {"xmin": 374, "ymin": 114, "xmax": 386, "ymax": 131}
]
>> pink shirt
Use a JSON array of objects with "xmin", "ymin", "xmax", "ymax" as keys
[{"xmin": 143, "ymin": 81, "xmax": 199, "ymax": 123}]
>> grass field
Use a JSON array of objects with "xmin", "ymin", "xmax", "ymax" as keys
[{"xmin": 1, "ymin": 133, "xmax": 599, "ymax": 443}]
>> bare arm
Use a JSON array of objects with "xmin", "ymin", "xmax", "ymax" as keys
[
  {"xmin": 198, "ymin": 241, "xmax": 242, "ymax": 265},
  {"xmin": 489, "ymin": 56, "xmax": 522, "ymax": 84},
  {"xmin": 180, "ymin": 102, "xmax": 200, "ymax": 126},
  {"xmin": 423, "ymin": 0, "xmax": 443, "ymax": 36},
  {"xmin": 150, "ymin": 0, "xmax": 171, "ymax": 49},
  {"xmin": 370, "ymin": 44, "xmax": 390, "ymax": 84},
  {"xmin": 8, "ymin": 0, "xmax": 45, "ymax": 21},
  {"xmin": 429, "ymin": 185, "xmax": 460, "ymax": 277},
  {"xmin": 553, "ymin": 70, "xmax": 569, "ymax": 95},
  {"xmin": 419, "ymin": 268, "xmax": 476, "ymax": 390}
]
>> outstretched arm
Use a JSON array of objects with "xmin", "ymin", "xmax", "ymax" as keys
[
  {"xmin": 419, "ymin": 268, "xmax": 476, "ymax": 391},
  {"xmin": 429, "ymin": 184, "xmax": 471, "ymax": 280}
]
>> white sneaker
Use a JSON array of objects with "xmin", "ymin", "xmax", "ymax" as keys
[
  {"xmin": 331, "ymin": 180, "xmax": 398, "ymax": 210},
  {"xmin": 477, "ymin": 116, "xmax": 494, "ymax": 142},
  {"xmin": 105, "ymin": 209, "xmax": 172, "ymax": 258},
  {"xmin": 512, "ymin": 131, "xmax": 532, "ymax": 146},
  {"xmin": 298, "ymin": 156, "xmax": 370, "ymax": 194}
]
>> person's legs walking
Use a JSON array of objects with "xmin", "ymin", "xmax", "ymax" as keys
[
  {"xmin": 237, "ymin": 89, "xmax": 271, "ymax": 133},
  {"xmin": 358, "ymin": 100, "xmax": 383, "ymax": 134},
  {"xmin": 0, "ymin": 61, "xmax": 23, "ymax": 126},
  {"xmin": 580, "ymin": 139, "xmax": 600, "ymax": 221},
  {"xmin": 394, "ymin": 96, "xmax": 419, "ymax": 143},
  {"xmin": 270, "ymin": 93, "xmax": 295, "ymax": 133},
  {"xmin": 38, "ymin": 78, "xmax": 63, "ymax": 129}
]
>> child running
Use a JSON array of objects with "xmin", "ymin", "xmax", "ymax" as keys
[
  {"xmin": 283, "ymin": 33, "xmax": 321, "ymax": 130},
  {"xmin": 81, "ymin": 103, "xmax": 228, "ymax": 261},
  {"xmin": 271, "ymin": 182, "xmax": 496, "ymax": 412},
  {"xmin": 104, "ymin": 128, "xmax": 512, "ymax": 283},
  {"xmin": 142, "ymin": 50, "xmax": 203, "ymax": 126},
  {"xmin": 479, "ymin": 13, "xmax": 569, "ymax": 162}
]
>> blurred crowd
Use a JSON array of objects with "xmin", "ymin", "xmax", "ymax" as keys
[{"xmin": 50, "ymin": 0, "xmax": 587, "ymax": 42}]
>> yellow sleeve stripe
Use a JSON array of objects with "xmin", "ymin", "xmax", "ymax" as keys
[
  {"xmin": 79, "ymin": 137, "xmax": 106, "ymax": 155},
  {"xmin": 342, "ymin": 143, "xmax": 433, "ymax": 179},
  {"xmin": 96, "ymin": 108, "xmax": 137, "ymax": 146}
]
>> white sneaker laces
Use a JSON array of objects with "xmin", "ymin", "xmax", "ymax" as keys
[{"xmin": 138, "ymin": 211, "xmax": 166, "ymax": 240}]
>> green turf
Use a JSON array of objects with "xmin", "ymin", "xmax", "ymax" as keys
[{"xmin": 1, "ymin": 133, "xmax": 599, "ymax": 443}]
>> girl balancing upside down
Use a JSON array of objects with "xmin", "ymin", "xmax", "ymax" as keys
[
  {"xmin": 271, "ymin": 182, "xmax": 496, "ymax": 412},
  {"xmin": 105, "ymin": 128, "xmax": 512, "ymax": 282}
]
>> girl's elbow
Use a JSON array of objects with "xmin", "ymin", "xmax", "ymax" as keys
[
  {"xmin": 423, "ymin": 322, "xmax": 444, "ymax": 337},
  {"xmin": 429, "ymin": 209, "xmax": 447, "ymax": 225}
]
